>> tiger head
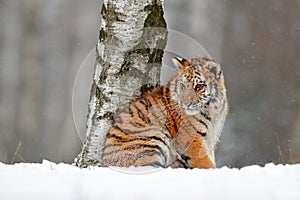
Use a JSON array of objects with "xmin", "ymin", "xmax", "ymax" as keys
[{"xmin": 170, "ymin": 56, "xmax": 226, "ymax": 115}]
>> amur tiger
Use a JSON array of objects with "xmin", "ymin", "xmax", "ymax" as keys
[{"xmin": 100, "ymin": 56, "xmax": 228, "ymax": 169}]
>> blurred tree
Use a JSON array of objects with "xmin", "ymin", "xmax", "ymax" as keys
[
  {"xmin": 0, "ymin": 0, "xmax": 100, "ymax": 163},
  {"xmin": 218, "ymin": 0, "xmax": 300, "ymax": 167},
  {"xmin": 75, "ymin": 0, "xmax": 167, "ymax": 167}
]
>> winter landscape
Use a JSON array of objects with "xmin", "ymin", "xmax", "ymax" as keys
[{"xmin": 1, "ymin": 1, "xmax": 300, "ymax": 200}]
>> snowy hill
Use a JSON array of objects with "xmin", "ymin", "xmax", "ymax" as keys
[{"xmin": 0, "ymin": 160, "xmax": 299, "ymax": 200}]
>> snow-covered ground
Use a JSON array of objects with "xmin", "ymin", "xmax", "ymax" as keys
[{"xmin": 0, "ymin": 160, "xmax": 299, "ymax": 200}]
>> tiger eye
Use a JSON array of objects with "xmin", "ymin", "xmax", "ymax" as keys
[{"xmin": 195, "ymin": 84, "xmax": 205, "ymax": 91}]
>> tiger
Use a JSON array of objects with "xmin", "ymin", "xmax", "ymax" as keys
[{"xmin": 100, "ymin": 56, "xmax": 228, "ymax": 169}]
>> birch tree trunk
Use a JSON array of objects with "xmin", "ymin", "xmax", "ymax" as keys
[{"xmin": 75, "ymin": 0, "xmax": 167, "ymax": 167}]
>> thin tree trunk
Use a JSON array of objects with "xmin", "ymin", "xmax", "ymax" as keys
[{"xmin": 75, "ymin": 0, "xmax": 167, "ymax": 167}]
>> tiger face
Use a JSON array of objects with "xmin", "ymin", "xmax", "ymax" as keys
[{"xmin": 170, "ymin": 56, "xmax": 225, "ymax": 115}]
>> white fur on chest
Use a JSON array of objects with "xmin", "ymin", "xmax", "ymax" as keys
[{"xmin": 203, "ymin": 102, "xmax": 228, "ymax": 165}]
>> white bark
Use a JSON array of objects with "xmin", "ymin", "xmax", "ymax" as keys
[{"xmin": 75, "ymin": 0, "xmax": 167, "ymax": 167}]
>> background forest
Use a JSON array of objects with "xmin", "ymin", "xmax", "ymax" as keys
[{"xmin": 1, "ymin": 0, "xmax": 299, "ymax": 167}]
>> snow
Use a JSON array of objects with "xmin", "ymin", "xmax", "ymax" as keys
[{"xmin": 0, "ymin": 160, "xmax": 299, "ymax": 200}]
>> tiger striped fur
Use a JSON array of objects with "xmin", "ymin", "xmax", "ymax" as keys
[{"xmin": 100, "ymin": 56, "xmax": 228, "ymax": 169}]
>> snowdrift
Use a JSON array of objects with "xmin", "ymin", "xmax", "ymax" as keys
[{"xmin": 0, "ymin": 160, "xmax": 299, "ymax": 200}]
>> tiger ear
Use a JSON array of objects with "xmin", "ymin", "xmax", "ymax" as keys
[{"xmin": 172, "ymin": 57, "xmax": 190, "ymax": 70}]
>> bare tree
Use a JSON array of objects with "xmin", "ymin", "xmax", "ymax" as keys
[{"xmin": 75, "ymin": 0, "xmax": 167, "ymax": 167}]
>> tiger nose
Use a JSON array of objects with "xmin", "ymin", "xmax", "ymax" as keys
[{"xmin": 186, "ymin": 101, "xmax": 193, "ymax": 107}]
